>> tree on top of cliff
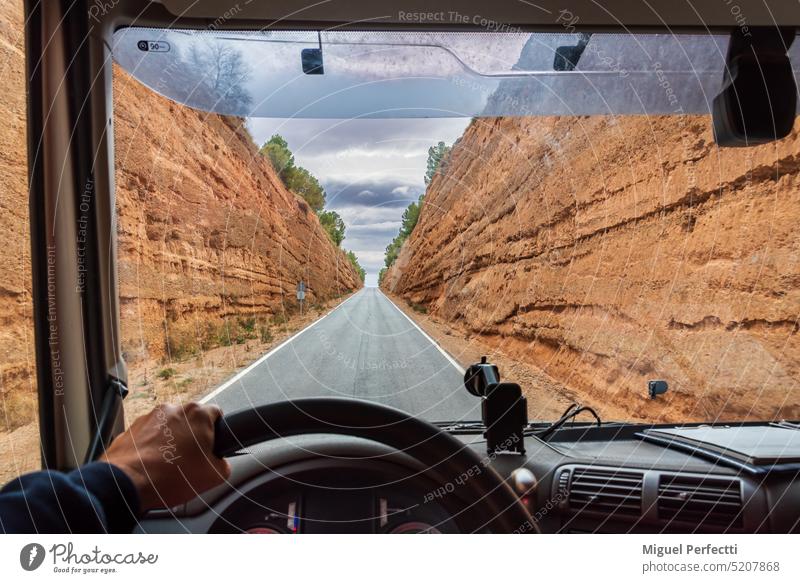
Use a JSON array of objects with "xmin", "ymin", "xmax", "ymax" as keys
[
  {"xmin": 319, "ymin": 210, "xmax": 346, "ymax": 246},
  {"xmin": 383, "ymin": 192, "xmax": 425, "ymax": 269},
  {"xmin": 346, "ymin": 250, "xmax": 366, "ymax": 282},
  {"xmin": 260, "ymin": 134, "xmax": 294, "ymax": 180},
  {"xmin": 384, "ymin": 236, "xmax": 404, "ymax": 268},
  {"xmin": 400, "ymin": 200, "xmax": 421, "ymax": 237},
  {"xmin": 424, "ymin": 141, "xmax": 452, "ymax": 185},
  {"xmin": 285, "ymin": 166, "xmax": 325, "ymax": 212},
  {"xmin": 260, "ymin": 134, "xmax": 326, "ymax": 212}
]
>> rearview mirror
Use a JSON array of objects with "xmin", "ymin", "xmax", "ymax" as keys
[
  {"xmin": 301, "ymin": 31, "xmax": 325, "ymax": 75},
  {"xmin": 301, "ymin": 48, "xmax": 324, "ymax": 75}
]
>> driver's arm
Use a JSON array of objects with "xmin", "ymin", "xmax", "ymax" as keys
[{"xmin": 0, "ymin": 403, "xmax": 230, "ymax": 534}]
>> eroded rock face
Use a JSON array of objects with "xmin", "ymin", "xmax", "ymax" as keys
[
  {"xmin": 0, "ymin": 0, "xmax": 37, "ymax": 427},
  {"xmin": 385, "ymin": 116, "xmax": 800, "ymax": 422},
  {"xmin": 114, "ymin": 67, "xmax": 362, "ymax": 363}
]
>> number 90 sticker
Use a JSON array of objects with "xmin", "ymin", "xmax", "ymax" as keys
[{"xmin": 137, "ymin": 40, "xmax": 171, "ymax": 53}]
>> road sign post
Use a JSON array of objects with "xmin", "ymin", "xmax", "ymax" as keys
[{"xmin": 296, "ymin": 281, "xmax": 306, "ymax": 314}]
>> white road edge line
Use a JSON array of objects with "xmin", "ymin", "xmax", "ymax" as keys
[
  {"xmin": 377, "ymin": 288, "xmax": 466, "ymax": 375},
  {"xmin": 200, "ymin": 289, "xmax": 363, "ymax": 403}
]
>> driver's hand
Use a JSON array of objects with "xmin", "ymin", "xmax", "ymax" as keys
[{"xmin": 100, "ymin": 402, "xmax": 231, "ymax": 510}]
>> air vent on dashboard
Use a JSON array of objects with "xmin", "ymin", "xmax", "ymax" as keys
[
  {"xmin": 657, "ymin": 475, "xmax": 743, "ymax": 528},
  {"xmin": 567, "ymin": 467, "xmax": 644, "ymax": 517}
]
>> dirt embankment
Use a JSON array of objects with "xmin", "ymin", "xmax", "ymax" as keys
[
  {"xmin": 384, "ymin": 115, "xmax": 800, "ymax": 423},
  {"xmin": 0, "ymin": 0, "xmax": 361, "ymax": 435}
]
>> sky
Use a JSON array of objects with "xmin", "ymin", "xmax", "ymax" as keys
[{"xmin": 247, "ymin": 117, "xmax": 470, "ymax": 286}]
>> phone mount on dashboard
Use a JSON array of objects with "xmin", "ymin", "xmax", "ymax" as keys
[{"xmin": 463, "ymin": 357, "xmax": 527, "ymax": 456}]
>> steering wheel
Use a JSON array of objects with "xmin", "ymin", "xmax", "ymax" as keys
[{"xmin": 213, "ymin": 398, "xmax": 535, "ymax": 533}]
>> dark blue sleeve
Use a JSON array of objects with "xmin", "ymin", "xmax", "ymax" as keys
[{"xmin": 0, "ymin": 462, "xmax": 141, "ymax": 533}]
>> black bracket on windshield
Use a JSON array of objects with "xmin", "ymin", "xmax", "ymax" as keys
[
  {"xmin": 463, "ymin": 357, "xmax": 527, "ymax": 455},
  {"xmin": 553, "ymin": 32, "xmax": 592, "ymax": 71},
  {"xmin": 712, "ymin": 26, "xmax": 796, "ymax": 146}
]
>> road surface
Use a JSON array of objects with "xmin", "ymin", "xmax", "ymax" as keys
[{"xmin": 203, "ymin": 288, "xmax": 480, "ymax": 421}]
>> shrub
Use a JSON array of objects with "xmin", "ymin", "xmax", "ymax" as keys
[
  {"xmin": 165, "ymin": 328, "xmax": 199, "ymax": 360},
  {"xmin": 0, "ymin": 389, "xmax": 37, "ymax": 432},
  {"xmin": 218, "ymin": 323, "xmax": 234, "ymax": 347},
  {"xmin": 236, "ymin": 317, "xmax": 259, "ymax": 341},
  {"xmin": 199, "ymin": 322, "xmax": 223, "ymax": 351},
  {"xmin": 157, "ymin": 367, "xmax": 178, "ymax": 380}
]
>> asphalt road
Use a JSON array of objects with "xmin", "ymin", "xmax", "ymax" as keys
[{"xmin": 203, "ymin": 288, "xmax": 481, "ymax": 421}]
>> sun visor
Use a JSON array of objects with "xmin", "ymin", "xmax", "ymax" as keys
[{"xmin": 112, "ymin": 29, "xmax": 800, "ymax": 119}]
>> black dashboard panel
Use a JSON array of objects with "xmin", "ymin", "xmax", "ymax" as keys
[
  {"xmin": 136, "ymin": 427, "xmax": 800, "ymax": 534},
  {"xmin": 511, "ymin": 424, "xmax": 799, "ymax": 533}
]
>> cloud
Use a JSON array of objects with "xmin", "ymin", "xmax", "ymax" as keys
[
  {"xmin": 347, "ymin": 221, "xmax": 403, "ymax": 232},
  {"xmin": 335, "ymin": 205, "xmax": 410, "ymax": 226},
  {"xmin": 324, "ymin": 178, "xmax": 423, "ymax": 210}
]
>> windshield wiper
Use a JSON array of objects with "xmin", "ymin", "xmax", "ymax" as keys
[
  {"xmin": 434, "ymin": 421, "xmax": 485, "ymax": 433},
  {"xmin": 529, "ymin": 403, "xmax": 602, "ymax": 441}
]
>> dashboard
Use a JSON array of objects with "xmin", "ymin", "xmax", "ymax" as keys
[
  {"xmin": 207, "ymin": 459, "xmax": 458, "ymax": 534},
  {"xmin": 136, "ymin": 424, "xmax": 800, "ymax": 534}
]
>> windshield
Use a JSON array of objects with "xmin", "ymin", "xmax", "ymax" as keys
[{"xmin": 112, "ymin": 28, "xmax": 800, "ymax": 426}]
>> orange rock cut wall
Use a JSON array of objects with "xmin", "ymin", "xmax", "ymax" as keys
[
  {"xmin": 385, "ymin": 115, "xmax": 800, "ymax": 422},
  {"xmin": 114, "ymin": 67, "xmax": 362, "ymax": 363}
]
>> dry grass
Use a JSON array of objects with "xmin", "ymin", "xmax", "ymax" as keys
[{"xmin": 0, "ymin": 386, "xmax": 37, "ymax": 433}]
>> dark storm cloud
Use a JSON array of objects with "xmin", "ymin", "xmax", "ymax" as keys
[{"xmin": 324, "ymin": 179, "xmax": 423, "ymax": 210}]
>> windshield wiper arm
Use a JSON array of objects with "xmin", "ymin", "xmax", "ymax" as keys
[{"xmin": 434, "ymin": 421, "xmax": 485, "ymax": 433}]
